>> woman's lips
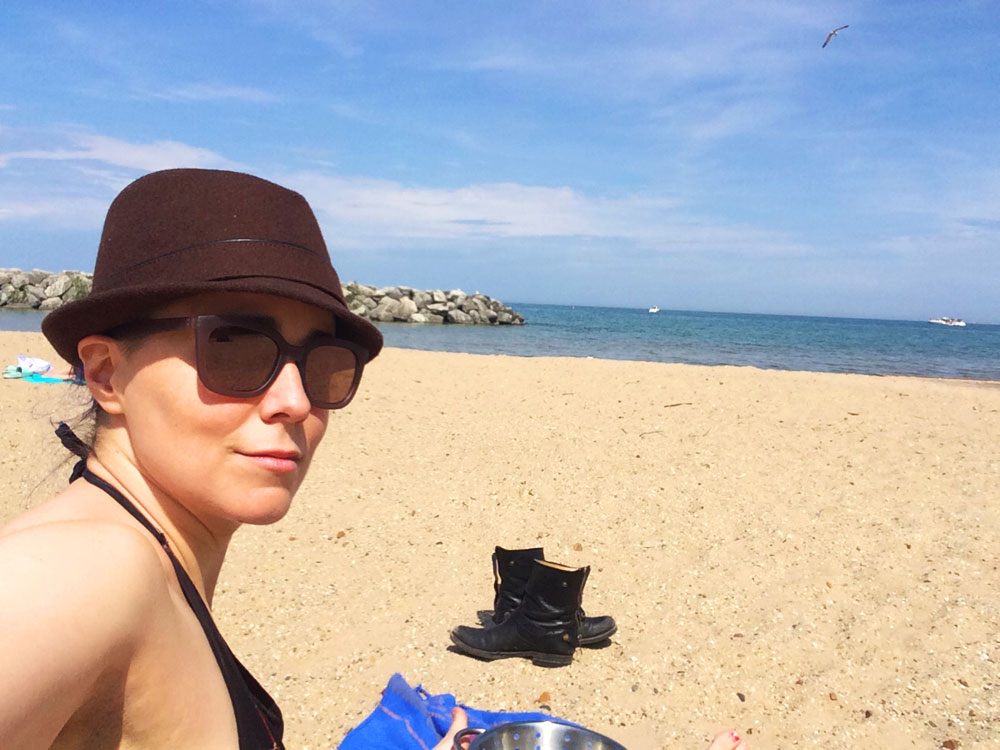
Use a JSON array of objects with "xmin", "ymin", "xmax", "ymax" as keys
[{"xmin": 238, "ymin": 450, "xmax": 302, "ymax": 473}]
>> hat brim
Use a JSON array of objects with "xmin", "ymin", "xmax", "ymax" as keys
[{"xmin": 42, "ymin": 277, "xmax": 383, "ymax": 366}]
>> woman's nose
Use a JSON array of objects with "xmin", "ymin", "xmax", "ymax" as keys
[{"xmin": 260, "ymin": 360, "xmax": 313, "ymax": 420}]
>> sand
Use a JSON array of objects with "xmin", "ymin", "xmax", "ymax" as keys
[{"xmin": 1, "ymin": 330, "xmax": 998, "ymax": 750}]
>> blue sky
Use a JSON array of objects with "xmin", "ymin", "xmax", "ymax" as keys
[{"xmin": 2, "ymin": 1, "xmax": 998, "ymax": 322}]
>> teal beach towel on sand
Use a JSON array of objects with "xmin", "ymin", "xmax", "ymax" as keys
[{"xmin": 21, "ymin": 373, "xmax": 83, "ymax": 384}]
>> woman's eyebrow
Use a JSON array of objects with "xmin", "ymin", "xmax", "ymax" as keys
[
  {"xmin": 207, "ymin": 311, "xmax": 335, "ymax": 340},
  {"xmin": 307, "ymin": 325, "xmax": 338, "ymax": 340},
  {"xmin": 285, "ymin": 322, "xmax": 338, "ymax": 343}
]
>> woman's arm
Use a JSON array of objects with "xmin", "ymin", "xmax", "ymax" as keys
[{"xmin": 0, "ymin": 521, "xmax": 165, "ymax": 748}]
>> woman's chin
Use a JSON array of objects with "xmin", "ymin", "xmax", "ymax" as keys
[
  {"xmin": 242, "ymin": 508, "xmax": 292, "ymax": 526},
  {"xmin": 227, "ymin": 488, "xmax": 296, "ymax": 526}
]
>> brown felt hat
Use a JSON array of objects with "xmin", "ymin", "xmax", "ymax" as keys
[{"xmin": 42, "ymin": 168, "xmax": 382, "ymax": 365}]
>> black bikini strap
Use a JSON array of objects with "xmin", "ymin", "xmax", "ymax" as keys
[
  {"xmin": 55, "ymin": 423, "xmax": 166, "ymax": 549},
  {"xmin": 56, "ymin": 425, "xmax": 186, "ymax": 592},
  {"xmin": 62, "ymin": 428, "xmax": 284, "ymax": 748},
  {"xmin": 77, "ymin": 469, "xmax": 282, "ymax": 747},
  {"xmin": 80, "ymin": 469, "xmax": 171, "ymax": 550}
]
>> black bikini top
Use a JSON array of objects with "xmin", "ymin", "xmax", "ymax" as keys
[{"xmin": 57, "ymin": 425, "xmax": 284, "ymax": 750}]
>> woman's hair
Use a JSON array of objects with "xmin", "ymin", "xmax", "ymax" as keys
[{"xmin": 74, "ymin": 399, "xmax": 102, "ymax": 453}]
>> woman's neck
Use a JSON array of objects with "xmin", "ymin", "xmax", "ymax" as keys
[{"xmin": 86, "ymin": 436, "xmax": 235, "ymax": 605}]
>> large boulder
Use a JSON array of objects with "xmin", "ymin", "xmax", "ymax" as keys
[
  {"xmin": 44, "ymin": 273, "xmax": 73, "ymax": 298},
  {"xmin": 4, "ymin": 288, "xmax": 30, "ymax": 307},
  {"xmin": 346, "ymin": 282, "xmax": 377, "ymax": 297},
  {"xmin": 61, "ymin": 274, "xmax": 92, "ymax": 302},
  {"xmin": 377, "ymin": 286, "xmax": 405, "ymax": 300},
  {"xmin": 342, "ymin": 283, "xmax": 362, "ymax": 305},
  {"xmin": 394, "ymin": 297, "xmax": 418, "ymax": 321},
  {"xmin": 460, "ymin": 296, "xmax": 488, "ymax": 314},
  {"xmin": 446, "ymin": 309, "xmax": 473, "ymax": 325},
  {"xmin": 39, "ymin": 297, "xmax": 63, "ymax": 311},
  {"xmin": 412, "ymin": 289, "xmax": 432, "ymax": 309},
  {"xmin": 25, "ymin": 285, "xmax": 45, "ymax": 307},
  {"xmin": 371, "ymin": 296, "xmax": 401, "ymax": 322}
]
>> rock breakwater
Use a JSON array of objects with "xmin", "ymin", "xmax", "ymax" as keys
[
  {"xmin": 343, "ymin": 282, "xmax": 523, "ymax": 326},
  {"xmin": 0, "ymin": 269, "xmax": 525, "ymax": 326},
  {"xmin": 0, "ymin": 269, "xmax": 93, "ymax": 311}
]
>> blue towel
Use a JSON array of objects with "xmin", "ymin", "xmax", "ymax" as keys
[
  {"xmin": 22, "ymin": 373, "xmax": 83, "ymax": 384},
  {"xmin": 339, "ymin": 673, "xmax": 577, "ymax": 750}
]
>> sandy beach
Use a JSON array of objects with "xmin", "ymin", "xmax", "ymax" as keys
[{"xmin": 1, "ymin": 330, "xmax": 997, "ymax": 750}]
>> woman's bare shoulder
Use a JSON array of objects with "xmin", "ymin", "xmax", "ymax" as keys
[
  {"xmin": 0, "ymin": 513, "xmax": 172, "ymax": 638},
  {"xmin": 0, "ymin": 483, "xmax": 175, "ymax": 656},
  {"xmin": 0, "ymin": 514, "xmax": 174, "ymax": 747},
  {"xmin": 0, "ymin": 478, "xmax": 182, "ymax": 640}
]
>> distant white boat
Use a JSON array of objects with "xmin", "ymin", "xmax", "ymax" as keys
[
  {"xmin": 648, "ymin": 306, "xmax": 660, "ymax": 314},
  {"xmin": 929, "ymin": 317, "xmax": 966, "ymax": 327}
]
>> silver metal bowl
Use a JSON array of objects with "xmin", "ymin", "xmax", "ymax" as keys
[{"xmin": 453, "ymin": 720, "xmax": 627, "ymax": 750}]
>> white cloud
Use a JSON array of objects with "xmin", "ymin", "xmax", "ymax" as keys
[
  {"xmin": 0, "ymin": 133, "xmax": 235, "ymax": 172},
  {"xmin": 0, "ymin": 132, "xmax": 238, "ymax": 228},
  {"xmin": 463, "ymin": 49, "xmax": 554, "ymax": 75},
  {"xmin": 451, "ymin": 2, "xmax": 820, "ymax": 92},
  {"xmin": 147, "ymin": 84, "xmax": 279, "ymax": 103},
  {"xmin": 290, "ymin": 173, "xmax": 653, "ymax": 237},
  {"xmin": 0, "ymin": 197, "xmax": 109, "ymax": 227},
  {"xmin": 286, "ymin": 171, "xmax": 808, "ymax": 258},
  {"xmin": 243, "ymin": 0, "xmax": 364, "ymax": 57},
  {"xmin": 328, "ymin": 100, "xmax": 371, "ymax": 122},
  {"xmin": 650, "ymin": 89, "xmax": 788, "ymax": 142}
]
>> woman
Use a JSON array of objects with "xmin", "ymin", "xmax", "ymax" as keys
[
  {"xmin": 0, "ymin": 169, "xmax": 747, "ymax": 750},
  {"xmin": 0, "ymin": 168, "xmax": 469, "ymax": 749}
]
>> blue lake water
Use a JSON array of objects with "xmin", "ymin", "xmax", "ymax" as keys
[{"xmin": 3, "ymin": 305, "xmax": 998, "ymax": 380}]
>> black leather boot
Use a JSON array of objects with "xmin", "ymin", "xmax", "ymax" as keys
[
  {"xmin": 491, "ymin": 546, "xmax": 544, "ymax": 624},
  {"xmin": 491, "ymin": 546, "xmax": 617, "ymax": 646},
  {"xmin": 452, "ymin": 560, "xmax": 588, "ymax": 666}
]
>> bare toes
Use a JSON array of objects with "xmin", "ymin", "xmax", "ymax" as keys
[{"xmin": 705, "ymin": 729, "xmax": 746, "ymax": 750}]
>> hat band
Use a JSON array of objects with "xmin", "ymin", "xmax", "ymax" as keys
[
  {"xmin": 96, "ymin": 238, "xmax": 336, "ymax": 293},
  {"xmin": 101, "ymin": 238, "xmax": 324, "ymax": 284}
]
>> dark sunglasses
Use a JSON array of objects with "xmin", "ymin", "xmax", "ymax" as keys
[{"xmin": 106, "ymin": 314, "xmax": 366, "ymax": 409}]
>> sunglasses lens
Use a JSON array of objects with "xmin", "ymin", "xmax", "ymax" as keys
[
  {"xmin": 304, "ymin": 344, "xmax": 358, "ymax": 406},
  {"xmin": 202, "ymin": 324, "xmax": 280, "ymax": 394}
]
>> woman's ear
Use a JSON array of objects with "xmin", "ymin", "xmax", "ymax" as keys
[{"xmin": 77, "ymin": 335, "xmax": 126, "ymax": 416}]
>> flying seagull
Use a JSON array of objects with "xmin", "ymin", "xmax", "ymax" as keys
[{"xmin": 822, "ymin": 25, "xmax": 849, "ymax": 48}]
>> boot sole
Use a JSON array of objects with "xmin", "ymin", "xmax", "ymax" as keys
[
  {"xmin": 450, "ymin": 633, "xmax": 573, "ymax": 667},
  {"xmin": 579, "ymin": 624, "xmax": 617, "ymax": 647}
]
